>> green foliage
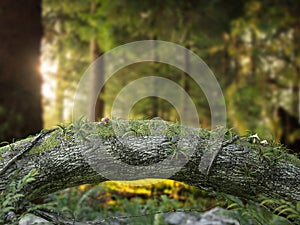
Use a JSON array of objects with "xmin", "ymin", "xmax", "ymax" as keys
[
  {"xmin": 46, "ymin": 183, "xmax": 300, "ymax": 224},
  {"xmin": 256, "ymin": 144, "xmax": 286, "ymax": 166},
  {"xmin": 61, "ymin": 118, "xmax": 210, "ymax": 141},
  {"xmin": 236, "ymin": 131, "xmax": 295, "ymax": 167},
  {"xmin": 218, "ymin": 193, "xmax": 293, "ymax": 225},
  {"xmin": 261, "ymin": 197, "xmax": 300, "ymax": 223},
  {"xmin": 0, "ymin": 170, "xmax": 38, "ymax": 223},
  {"xmin": 48, "ymin": 182, "xmax": 213, "ymax": 223}
]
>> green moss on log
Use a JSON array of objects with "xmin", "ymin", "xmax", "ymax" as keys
[{"xmin": 29, "ymin": 130, "xmax": 60, "ymax": 154}]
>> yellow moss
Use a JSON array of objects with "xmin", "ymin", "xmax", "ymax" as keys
[{"xmin": 103, "ymin": 179, "xmax": 190, "ymax": 198}]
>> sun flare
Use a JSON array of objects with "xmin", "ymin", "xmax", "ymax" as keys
[{"xmin": 40, "ymin": 58, "xmax": 57, "ymax": 100}]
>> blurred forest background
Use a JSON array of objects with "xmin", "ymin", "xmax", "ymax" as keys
[
  {"xmin": 41, "ymin": 0, "xmax": 300, "ymax": 154},
  {"xmin": 1, "ymin": 0, "xmax": 300, "ymax": 154},
  {"xmin": 0, "ymin": 0, "xmax": 300, "ymax": 223}
]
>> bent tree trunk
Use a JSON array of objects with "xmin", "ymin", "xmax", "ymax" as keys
[{"xmin": 0, "ymin": 120, "xmax": 299, "ymax": 207}]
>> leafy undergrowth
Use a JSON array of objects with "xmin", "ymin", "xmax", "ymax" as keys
[
  {"xmin": 49, "ymin": 180, "xmax": 213, "ymax": 224},
  {"xmin": 0, "ymin": 170, "xmax": 38, "ymax": 224},
  {"xmin": 1, "ymin": 174, "xmax": 298, "ymax": 224},
  {"xmin": 46, "ymin": 180, "xmax": 297, "ymax": 225}
]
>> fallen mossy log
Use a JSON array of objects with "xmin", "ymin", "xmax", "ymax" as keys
[{"xmin": 0, "ymin": 120, "xmax": 299, "ymax": 206}]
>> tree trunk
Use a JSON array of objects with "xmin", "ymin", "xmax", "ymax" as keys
[
  {"xmin": 89, "ymin": 1, "xmax": 105, "ymax": 121},
  {"xmin": 89, "ymin": 39, "xmax": 105, "ymax": 121},
  {"xmin": 0, "ymin": 120, "xmax": 299, "ymax": 206},
  {"xmin": 0, "ymin": 0, "xmax": 43, "ymax": 142},
  {"xmin": 151, "ymin": 39, "xmax": 159, "ymax": 118}
]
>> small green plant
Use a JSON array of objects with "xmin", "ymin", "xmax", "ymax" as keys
[
  {"xmin": 255, "ymin": 145, "xmax": 286, "ymax": 166},
  {"xmin": 223, "ymin": 128, "xmax": 237, "ymax": 140},
  {"xmin": 260, "ymin": 197, "xmax": 300, "ymax": 224},
  {"xmin": 237, "ymin": 163, "xmax": 257, "ymax": 177},
  {"xmin": 0, "ymin": 169, "xmax": 38, "ymax": 223},
  {"xmin": 218, "ymin": 193, "xmax": 293, "ymax": 224},
  {"xmin": 164, "ymin": 141, "xmax": 189, "ymax": 160}
]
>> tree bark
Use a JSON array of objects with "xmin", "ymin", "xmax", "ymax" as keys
[{"xmin": 0, "ymin": 120, "xmax": 299, "ymax": 205}]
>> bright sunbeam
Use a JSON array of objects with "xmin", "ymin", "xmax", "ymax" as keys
[
  {"xmin": 40, "ymin": 59, "xmax": 57, "ymax": 100},
  {"xmin": 41, "ymin": 59, "xmax": 58, "ymax": 74}
]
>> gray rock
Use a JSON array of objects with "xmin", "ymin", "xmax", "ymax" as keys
[
  {"xmin": 19, "ymin": 214, "xmax": 50, "ymax": 225},
  {"xmin": 199, "ymin": 208, "xmax": 239, "ymax": 225},
  {"xmin": 164, "ymin": 207, "xmax": 240, "ymax": 225},
  {"xmin": 165, "ymin": 212, "xmax": 187, "ymax": 224}
]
